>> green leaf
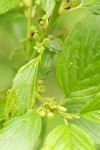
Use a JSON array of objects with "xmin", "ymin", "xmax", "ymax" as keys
[
  {"xmin": 38, "ymin": 50, "xmax": 54, "ymax": 79},
  {"xmin": 5, "ymin": 58, "xmax": 38, "ymax": 120},
  {"xmin": 56, "ymin": 14, "xmax": 100, "ymax": 101},
  {"xmin": 0, "ymin": 61, "xmax": 15, "ymax": 91},
  {"xmin": 42, "ymin": 124, "xmax": 96, "ymax": 150},
  {"xmin": 86, "ymin": 3, "xmax": 100, "ymax": 15},
  {"xmin": 0, "ymin": 109, "xmax": 41, "ymax": 150},
  {"xmin": 0, "ymin": 100, "xmax": 5, "ymax": 121},
  {"xmin": 42, "ymin": 0, "xmax": 55, "ymax": 16},
  {"xmin": 48, "ymin": 38, "xmax": 63, "ymax": 53},
  {"xmin": 80, "ymin": 93, "xmax": 100, "ymax": 124},
  {"xmin": 70, "ymin": 118, "xmax": 100, "ymax": 145},
  {"xmin": 0, "ymin": 0, "xmax": 20, "ymax": 15},
  {"xmin": 0, "ymin": 8, "xmax": 24, "ymax": 25},
  {"xmin": 64, "ymin": 99, "xmax": 87, "ymax": 113},
  {"xmin": 82, "ymin": 0, "xmax": 100, "ymax": 14},
  {"xmin": 54, "ymin": 7, "xmax": 91, "ymax": 37},
  {"xmin": 35, "ymin": 119, "xmax": 46, "ymax": 150},
  {"xmin": 82, "ymin": 0, "xmax": 100, "ymax": 6},
  {"xmin": 38, "ymin": 38, "xmax": 63, "ymax": 79}
]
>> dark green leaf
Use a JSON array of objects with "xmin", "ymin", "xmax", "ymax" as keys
[
  {"xmin": 0, "ymin": 109, "xmax": 41, "ymax": 150},
  {"xmin": 0, "ymin": 0, "xmax": 20, "ymax": 15},
  {"xmin": 42, "ymin": 124, "xmax": 96, "ymax": 150},
  {"xmin": 5, "ymin": 58, "xmax": 38, "ymax": 120},
  {"xmin": 57, "ymin": 14, "xmax": 100, "ymax": 101},
  {"xmin": 80, "ymin": 93, "xmax": 100, "ymax": 124}
]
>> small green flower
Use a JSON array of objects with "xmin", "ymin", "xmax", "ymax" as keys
[
  {"xmin": 47, "ymin": 112, "xmax": 54, "ymax": 119},
  {"xmin": 34, "ymin": 42, "xmax": 44, "ymax": 53}
]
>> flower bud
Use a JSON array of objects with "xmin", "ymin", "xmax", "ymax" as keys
[
  {"xmin": 56, "ymin": 105, "xmax": 67, "ymax": 112},
  {"xmin": 33, "ymin": 33, "xmax": 39, "ymax": 40},
  {"xmin": 47, "ymin": 112, "xmax": 54, "ymax": 119},
  {"xmin": 42, "ymin": 15, "xmax": 48, "ymax": 20},
  {"xmin": 43, "ymin": 38, "xmax": 49, "ymax": 45},
  {"xmin": 39, "ymin": 110, "xmax": 46, "ymax": 117}
]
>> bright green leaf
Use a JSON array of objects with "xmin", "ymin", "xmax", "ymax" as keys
[
  {"xmin": 0, "ymin": 109, "xmax": 41, "ymax": 150},
  {"xmin": 82, "ymin": 0, "xmax": 100, "ymax": 15},
  {"xmin": 57, "ymin": 14, "xmax": 100, "ymax": 101},
  {"xmin": 88, "ymin": 3, "xmax": 100, "ymax": 15},
  {"xmin": 64, "ymin": 99, "xmax": 87, "ymax": 113},
  {"xmin": 54, "ymin": 7, "xmax": 91, "ymax": 37},
  {"xmin": 0, "ymin": 100, "xmax": 5, "ymax": 121},
  {"xmin": 0, "ymin": 0, "xmax": 20, "ymax": 15},
  {"xmin": 87, "ymin": 3, "xmax": 100, "ymax": 15},
  {"xmin": 82, "ymin": 0, "xmax": 100, "ymax": 6},
  {"xmin": 80, "ymin": 93, "xmax": 100, "ymax": 124},
  {"xmin": 42, "ymin": 124, "xmax": 96, "ymax": 150},
  {"xmin": 70, "ymin": 118, "xmax": 100, "ymax": 145},
  {"xmin": 42, "ymin": 0, "xmax": 55, "ymax": 16},
  {"xmin": 82, "ymin": 0, "xmax": 100, "ymax": 14},
  {"xmin": 64, "ymin": 96, "xmax": 100, "ymax": 145},
  {"xmin": 5, "ymin": 58, "xmax": 38, "ymax": 120}
]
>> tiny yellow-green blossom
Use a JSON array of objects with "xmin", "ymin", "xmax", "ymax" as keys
[
  {"xmin": 30, "ymin": 26, "xmax": 38, "ymax": 33},
  {"xmin": 47, "ymin": 112, "xmax": 54, "ymax": 119},
  {"xmin": 49, "ymin": 35, "xmax": 55, "ymax": 40},
  {"xmin": 42, "ymin": 15, "xmax": 48, "ymax": 20},
  {"xmin": 37, "ymin": 80, "xmax": 45, "ymax": 93},
  {"xmin": 56, "ymin": 105, "xmax": 67, "ymax": 112},
  {"xmin": 43, "ymin": 38, "xmax": 49, "ymax": 46},
  {"xmin": 39, "ymin": 110, "xmax": 46, "ymax": 117},
  {"xmin": 34, "ymin": 42, "xmax": 44, "ymax": 53},
  {"xmin": 33, "ymin": 33, "xmax": 39, "ymax": 40}
]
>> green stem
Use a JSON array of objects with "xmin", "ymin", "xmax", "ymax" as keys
[
  {"xmin": 39, "ymin": 0, "xmax": 62, "ymax": 42},
  {"xmin": 25, "ymin": 0, "xmax": 32, "ymax": 61},
  {"xmin": 35, "ymin": 92, "xmax": 45, "ymax": 103},
  {"xmin": 32, "ymin": 0, "xmax": 62, "ymax": 58}
]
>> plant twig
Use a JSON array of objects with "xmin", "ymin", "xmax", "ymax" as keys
[
  {"xmin": 35, "ymin": 92, "xmax": 45, "ymax": 103},
  {"xmin": 32, "ymin": 0, "xmax": 62, "ymax": 58},
  {"xmin": 39, "ymin": 0, "xmax": 62, "ymax": 42}
]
